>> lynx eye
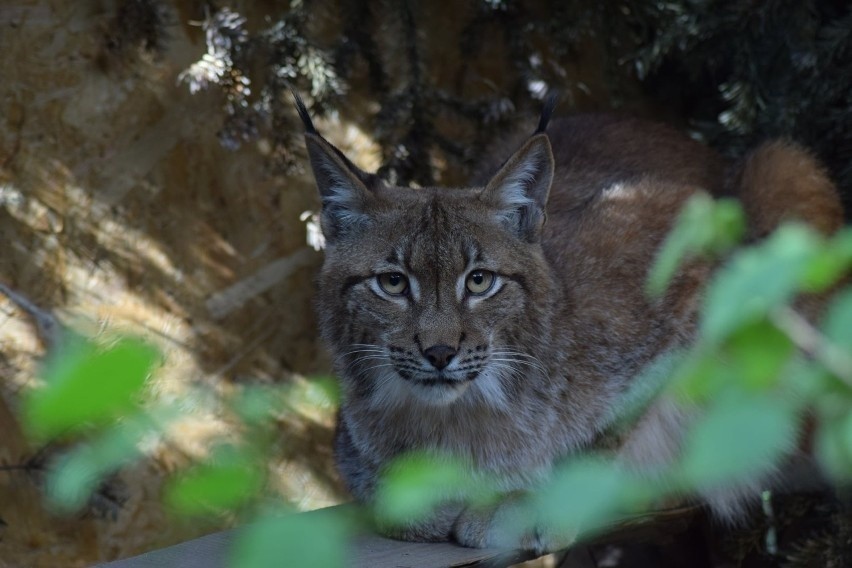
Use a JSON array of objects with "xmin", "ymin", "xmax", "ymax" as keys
[
  {"xmin": 377, "ymin": 272, "xmax": 408, "ymax": 295},
  {"xmin": 465, "ymin": 270, "xmax": 495, "ymax": 295}
]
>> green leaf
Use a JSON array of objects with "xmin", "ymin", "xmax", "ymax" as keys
[
  {"xmin": 813, "ymin": 288, "xmax": 852, "ymax": 385},
  {"xmin": 701, "ymin": 223, "xmax": 821, "ymax": 343},
  {"xmin": 165, "ymin": 445, "xmax": 265, "ymax": 516},
  {"xmin": 232, "ymin": 385, "xmax": 288, "ymax": 425},
  {"xmin": 725, "ymin": 319, "xmax": 794, "ymax": 390},
  {"xmin": 646, "ymin": 195, "xmax": 744, "ymax": 297},
  {"xmin": 231, "ymin": 507, "xmax": 350, "ymax": 568},
  {"xmin": 711, "ymin": 199, "xmax": 747, "ymax": 251},
  {"xmin": 45, "ymin": 409, "xmax": 167, "ymax": 512},
  {"xmin": 799, "ymin": 228, "xmax": 852, "ymax": 292},
  {"xmin": 669, "ymin": 349, "xmax": 733, "ymax": 402},
  {"xmin": 822, "ymin": 288, "xmax": 852, "ymax": 350},
  {"xmin": 679, "ymin": 392, "xmax": 797, "ymax": 488},
  {"xmin": 646, "ymin": 195, "xmax": 712, "ymax": 297},
  {"xmin": 375, "ymin": 453, "xmax": 489, "ymax": 525},
  {"xmin": 782, "ymin": 356, "xmax": 836, "ymax": 400},
  {"xmin": 534, "ymin": 458, "xmax": 641, "ymax": 535},
  {"xmin": 814, "ymin": 407, "xmax": 852, "ymax": 481},
  {"xmin": 285, "ymin": 376, "xmax": 340, "ymax": 411},
  {"xmin": 25, "ymin": 338, "xmax": 159, "ymax": 440},
  {"xmin": 605, "ymin": 350, "xmax": 683, "ymax": 430}
]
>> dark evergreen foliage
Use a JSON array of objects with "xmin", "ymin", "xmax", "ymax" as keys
[
  {"xmin": 180, "ymin": 0, "xmax": 851, "ymax": 209},
  {"xmin": 99, "ymin": 0, "xmax": 172, "ymax": 69},
  {"xmin": 634, "ymin": 1, "xmax": 852, "ymax": 213}
]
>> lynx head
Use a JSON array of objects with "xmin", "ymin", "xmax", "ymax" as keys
[{"xmin": 298, "ymin": 94, "xmax": 559, "ymax": 408}]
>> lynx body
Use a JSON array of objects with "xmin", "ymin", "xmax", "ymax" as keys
[{"xmin": 299, "ymin": 99, "xmax": 843, "ymax": 552}]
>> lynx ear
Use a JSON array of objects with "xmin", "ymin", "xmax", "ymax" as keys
[
  {"xmin": 294, "ymin": 92, "xmax": 374, "ymax": 243},
  {"xmin": 482, "ymin": 133, "xmax": 554, "ymax": 242}
]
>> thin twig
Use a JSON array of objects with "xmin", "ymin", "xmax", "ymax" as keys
[
  {"xmin": 0, "ymin": 282, "xmax": 64, "ymax": 352},
  {"xmin": 771, "ymin": 306, "xmax": 852, "ymax": 388},
  {"xmin": 0, "ymin": 450, "xmax": 46, "ymax": 476},
  {"xmin": 211, "ymin": 323, "xmax": 277, "ymax": 380},
  {"xmin": 0, "ymin": 463, "xmax": 40, "ymax": 474}
]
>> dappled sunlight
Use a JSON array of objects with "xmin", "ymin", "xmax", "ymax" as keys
[{"xmin": 0, "ymin": 2, "xmax": 356, "ymax": 565}]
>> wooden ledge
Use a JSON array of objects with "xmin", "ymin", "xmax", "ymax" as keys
[
  {"xmin": 94, "ymin": 504, "xmax": 699, "ymax": 568},
  {"xmin": 94, "ymin": 527, "xmax": 534, "ymax": 568}
]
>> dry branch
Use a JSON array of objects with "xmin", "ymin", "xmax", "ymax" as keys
[{"xmin": 205, "ymin": 248, "xmax": 318, "ymax": 319}]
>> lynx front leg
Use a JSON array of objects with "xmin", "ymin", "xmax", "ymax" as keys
[{"xmin": 453, "ymin": 496, "xmax": 578, "ymax": 555}]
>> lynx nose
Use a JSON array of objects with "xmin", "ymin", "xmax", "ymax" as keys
[{"xmin": 423, "ymin": 345, "xmax": 457, "ymax": 370}]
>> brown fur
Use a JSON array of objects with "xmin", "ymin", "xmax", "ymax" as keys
[
  {"xmin": 301, "ymin": 109, "xmax": 843, "ymax": 553},
  {"xmin": 732, "ymin": 140, "xmax": 844, "ymax": 238}
]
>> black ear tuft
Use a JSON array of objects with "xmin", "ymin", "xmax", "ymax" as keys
[
  {"xmin": 291, "ymin": 89, "xmax": 318, "ymax": 135},
  {"xmin": 534, "ymin": 93, "xmax": 559, "ymax": 135}
]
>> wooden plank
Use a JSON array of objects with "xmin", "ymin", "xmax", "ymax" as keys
[
  {"xmin": 347, "ymin": 534, "xmax": 532, "ymax": 568},
  {"xmin": 93, "ymin": 505, "xmax": 534, "ymax": 568},
  {"xmin": 93, "ymin": 504, "xmax": 699, "ymax": 568},
  {"xmin": 93, "ymin": 527, "xmax": 532, "ymax": 568},
  {"xmin": 94, "ymin": 529, "xmax": 234, "ymax": 568}
]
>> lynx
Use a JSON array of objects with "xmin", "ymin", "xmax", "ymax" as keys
[{"xmin": 296, "ymin": 94, "xmax": 843, "ymax": 552}]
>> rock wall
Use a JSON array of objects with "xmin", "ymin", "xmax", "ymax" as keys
[{"xmin": 0, "ymin": 1, "xmax": 348, "ymax": 564}]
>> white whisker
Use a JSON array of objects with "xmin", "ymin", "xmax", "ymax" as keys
[
  {"xmin": 489, "ymin": 358, "xmax": 547, "ymax": 375},
  {"xmin": 491, "ymin": 349, "xmax": 548, "ymax": 369},
  {"xmin": 351, "ymin": 355, "xmax": 389, "ymax": 363},
  {"xmin": 340, "ymin": 349, "xmax": 386, "ymax": 357}
]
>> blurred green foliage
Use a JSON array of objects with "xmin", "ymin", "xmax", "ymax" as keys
[
  {"xmin": 678, "ymin": 392, "xmax": 797, "ymax": 488},
  {"xmin": 19, "ymin": 335, "xmax": 345, "ymax": 565},
  {"xmin": 701, "ymin": 224, "xmax": 823, "ymax": 343},
  {"xmin": 375, "ymin": 453, "xmax": 489, "ymax": 525},
  {"xmin": 531, "ymin": 457, "xmax": 641, "ymax": 536},
  {"xmin": 19, "ymin": 196, "xmax": 852, "ymax": 565},
  {"xmin": 24, "ymin": 338, "xmax": 159, "ymax": 442},
  {"xmin": 654, "ymin": 200, "xmax": 852, "ymax": 500},
  {"xmin": 164, "ymin": 444, "xmax": 266, "ymax": 517},
  {"xmin": 645, "ymin": 194, "xmax": 745, "ymax": 297},
  {"xmin": 230, "ymin": 506, "xmax": 352, "ymax": 568}
]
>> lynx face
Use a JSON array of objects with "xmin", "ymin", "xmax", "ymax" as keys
[
  {"xmin": 300, "ymin": 106, "xmax": 557, "ymax": 408},
  {"xmin": 318, "ymin": 187, "xmax": 555, "ymax": 407}
]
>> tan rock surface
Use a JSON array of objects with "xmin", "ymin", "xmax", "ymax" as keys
[{"xmin": 0, "ymin": 2, "xmax": 348, "ymax": 565}]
